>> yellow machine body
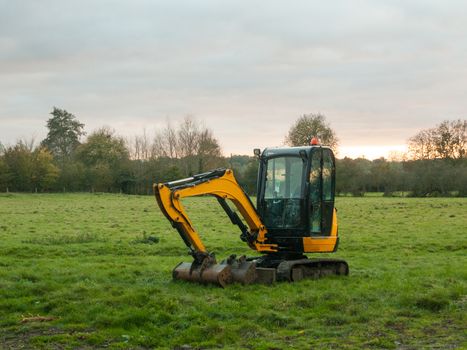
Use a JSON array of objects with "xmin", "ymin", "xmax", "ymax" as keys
[{"xmin": 153, "ymin": 146, "xmax": 348, "ymax": 286}]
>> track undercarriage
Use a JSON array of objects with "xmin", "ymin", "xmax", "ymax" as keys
[{"xmin": 172, "ymin": 253, "xmax": 349, "ymax": 287}]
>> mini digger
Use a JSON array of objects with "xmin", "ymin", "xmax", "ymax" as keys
[{"xmin": 154, "ymin": 141, "xmax": 349, "ymax": 287}]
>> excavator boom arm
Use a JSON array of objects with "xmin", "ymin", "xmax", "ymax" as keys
[{"xmin": 154, "ymin": 169, "xmax": 277, "ymax": 257}]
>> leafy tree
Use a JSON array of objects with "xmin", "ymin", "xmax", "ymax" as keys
[
  {"xmin": 0, "ymin": 142, "xmax": 7, "ymax": 190},
  {"xmin": 42, "ymin": 107, "xmax": 85, "ymax": 162},
  {"xmin": 160, "ymin": 165, "xmax": 182, "ymax": 183},
  {"xmin": 240, "ymin": 160, "xmax": 259, "ymax": 195},
  {"xmin": 77, "ymin": 127, "xmax": 130, "ymax": 191},
  {"xmin": 229, "ymin": 155, "xmax": 251, "ymax": 170},
  {"xmin": 369, "ymin": 158, "xmax": 391, "ymax": 193},
  {"xmin": 285, "ymin": 113, "xmax": 339, "ymax": 151},
  {"xmin": 57, "ymin": 161, "xmax": 87, "ymax": 191},
  {"xmin": 336, "ymin": 157, "xmax": 371, "ymax": 196},
  {"xmin": 0, "ymin": 156, "xmax": 11, "ymax": 191},
  {"xmin": 2, "ymin": 141, "xmax": 34, "ymax": 191},
  {"xmin": 453, "ymin": 160, "xmax": 467, "ymax": 196},
  {"xmin": 78, "ymin": 127, "xmax": 128, "ymax": 166}
]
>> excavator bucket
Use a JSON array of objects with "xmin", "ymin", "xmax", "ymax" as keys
[
  {"xmin": 222, "ymin": 255, "xmax": 258, "ymax": 285},
  {"xmin": 172, "ymin": 262, "xmax": 232, "ymax": 288},
  {"xmin": 172, "ymin": 255, "xmax": 260, "ymax": 287}
]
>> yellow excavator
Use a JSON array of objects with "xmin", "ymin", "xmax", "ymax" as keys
[{"xmin": 154, "ymin": 142, "xmax": 348, "ymax": 286}]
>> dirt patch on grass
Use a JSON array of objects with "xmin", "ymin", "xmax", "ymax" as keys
[{"xmin": 0, "ymin": 327, "xmax": 94, "ymax": 350}]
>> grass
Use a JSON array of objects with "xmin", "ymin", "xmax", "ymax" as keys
[{"xmin": 0, "ymin": 193, "xmax": 465, "ymax": 349}]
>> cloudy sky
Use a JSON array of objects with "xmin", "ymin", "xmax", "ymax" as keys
[{"xmin": 1, "ymin": 1, "xmax": 466, "ymax": 158}]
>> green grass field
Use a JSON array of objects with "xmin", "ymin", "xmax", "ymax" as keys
[{"xmin": 0, "ymin": 193, "xmax": 465, "ymax": 349}]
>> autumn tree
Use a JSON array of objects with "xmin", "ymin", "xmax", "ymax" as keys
[
  {"xmin": 31, "ymin": 148, "xmax": 60, "ymax": 191},
  {"xmin": 2, "ymin": 141, "xmax": 35, "ymax": 191},
  {"xmin": 408, "ymin": 119, "xmax": 466, "ymax": 160},
  {"xmin": 285, "ymin": 113, "xmax": 339, "ymax": 151},
  {"xmin": 2, "ymin": 141, "xmax": 58, "ymax": 191},
  {"xmin": 435, "ymin": 119, "xmax": 466, "ymax": 159}
]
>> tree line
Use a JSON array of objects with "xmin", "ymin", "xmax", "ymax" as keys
[
  {"xmin": 0, "ymin": 108, "xmax": 226, "ymax": 194},
  {"xmin": 0, "ymin": 109, "xmax": 465, "ymax": 196}
]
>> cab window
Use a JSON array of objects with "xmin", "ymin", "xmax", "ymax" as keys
[
  {"xmin": 263, "ymin": 156, "xmax": 305, "ymax": 229},
  {"xmin": 264, "ymin": 157, "xmax": 303, "ymax": 199},
  {"xmin": 309, "ymin": 150, "xmax": 321, "ymax": 233},
  {"xmin": 322, "ymin": 149, "xmax": 334, "ymax": 201},
  {"xmin": 321, "ymin": 149, "xmax": 335, "ymax": 235}
]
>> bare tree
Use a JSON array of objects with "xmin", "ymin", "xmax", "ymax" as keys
[
  {"xmin": 152, "ymin": 121, "xmax": 179, "ymax": 159},
  {"xmin": 197, "ymin": 128, "xmax": 223, "ymax": 172},
  {"xmin": 177, "ymin": 116, "xmax": 200, "ymax": 159},
  {"xmin": 129, "ymin": 128, "xmax": 151, "ymax": 160},
  {"xmin": 408, "ymin": 119, "xmax": 466, "ymax": 160},
  {"xmin": 149, "ymin": 116, "xmax": 223, "ymax": 175},
  {"xmin": 408, "ymin": 129, "xmax": 437, "ymax": 160},
  {"xmin": 435, "ymin": 120, "xmax": 466, "ymax": 159}
]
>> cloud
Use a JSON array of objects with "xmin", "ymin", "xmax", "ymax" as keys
[{"xmin": 0, "ymin": 1, "xmax": 466, "ymax": 155}]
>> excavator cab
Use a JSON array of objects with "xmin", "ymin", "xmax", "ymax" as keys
[{"xmin": 257, "ymin": 146, "xmax": 338, "ymax": 255}]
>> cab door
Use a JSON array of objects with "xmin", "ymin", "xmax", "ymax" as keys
[
  {"xmin": 321, "ymin": 148, "xmax": 335, "ymax": 235},
  {"xmin": 309, "ymin": 148, "xmax": 335, "ymax": 236}
]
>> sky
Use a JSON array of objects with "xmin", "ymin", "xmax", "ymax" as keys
[{"xmin": 0, "ymin": 1, "xmax": 466, "ymax": 159}]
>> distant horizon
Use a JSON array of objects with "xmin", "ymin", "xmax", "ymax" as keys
[{"xmin": 0, "ymin": 115, "xmax": 409, "ymax": 160}]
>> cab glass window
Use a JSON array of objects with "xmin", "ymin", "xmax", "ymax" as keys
[
  {"xmin": 322, "ymin": 149, "xmax": 334, "ymax": 201},
  {"xmin": 264, "ymin": 157, "xmax": 303, "ymax": 199},
  {"xmin": 309, "ymin": 150, "xmax": 321, "ymax": 233},
  {"xmin": 262, "ymin": 156, "xmax": 305, "ymax": 229}
]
